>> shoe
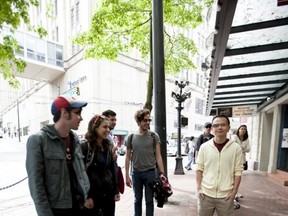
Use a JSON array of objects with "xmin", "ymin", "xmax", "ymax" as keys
[
  {"xmin": 233, "ymin": 200, "xmax": 241, "ymax": 210},
  {"xmin": 235, "ymin": 192, "xmax": 243, "ymax": 201},
  {"xmin": 185, "ymin": 166, "xmax": 191, "ymax": 170},
  {"xmin": 237, "ymin": 192, "xmax": 243, "ymax": 198}
]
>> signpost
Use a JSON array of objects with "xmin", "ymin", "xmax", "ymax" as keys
[{"xmin": 213, "ymin": 105, "xmax": 257, "ymax": 117}]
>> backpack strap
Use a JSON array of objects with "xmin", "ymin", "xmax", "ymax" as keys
[
  {"xmin": 128, "ymin": 133, "xmax": 134, "ymax": 151},
  {"xmin": 150, "ymin": 131, "xmax": 156, "ymax": 152}
]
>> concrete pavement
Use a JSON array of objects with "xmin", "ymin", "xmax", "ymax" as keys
[{"xmin": 1, "ymin": 138, "xmax": 288, "ymax": 215}]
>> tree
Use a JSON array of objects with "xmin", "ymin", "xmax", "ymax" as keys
[
  {"xmin": 74, "ymin": 0, "xmax": 213, "ymax": 110},
  {"xmin": 0, "ymin": 0, "xmax": 46, "ymax": 88}
]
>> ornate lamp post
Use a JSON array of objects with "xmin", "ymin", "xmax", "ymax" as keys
[{"xmin": 171, "ymin": 78, "xmax": 191, "ymax": 175}]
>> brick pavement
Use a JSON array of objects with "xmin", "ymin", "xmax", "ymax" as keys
[
  {"xmin": 118, "ymin": 168, "xmax": 288, "ymax": 216},
  {"xmin": 152, "ymin": 169, "xmax": 288, "ymax": 216}
]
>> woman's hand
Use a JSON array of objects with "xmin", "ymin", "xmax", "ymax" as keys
[
  {"xmin": 112, "ymin": 146, "xmax": 118, "ymax": 161},
  {"xmin": 84, "ymin": 198, "xmax": 94, "ymax": 209},
  {"xmin": 114, "ymin": 193, "xmax": 120, "ymax": 201}
]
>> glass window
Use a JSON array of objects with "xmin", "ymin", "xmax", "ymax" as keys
[
  {"xmin": 26, "ymin": 35, "xmax": 45, "ymax": 62},
  {"xmin": 196, "ymin": 73, "xmax": 200, "ymax": 86},
  {"xmin": 56, "ymin": 45, "xmax": 63, "ymax": 66},
  {"xmin": 76, "ymin": 2, "xmax": 79, "ymax": 23},
  {"xmin": 47, "ymin": 42, "xmax": 56, "ymax": 65},
  {"xmin": 195, "ymin": 97, "xmax": 204, "ymax": 115},
  {"xmin": 71, "ymin": 8, "xmax": 74, "ymax": 27},
  {"xmin": 54, "ymin": 0, "xmax": 58, "ymax": 15},
  {"xmin": 14, "ymin": 31, "xmax": 24, "ymax": 57},
  {"xmin": 47, "ymin": 42, "xmax": 63, "ymax": 67},
  {"xmin": 26, "ymin": 35, "xmax": 37, "ymax": 60}
]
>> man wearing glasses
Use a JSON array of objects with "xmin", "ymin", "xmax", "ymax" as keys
[
  {"xmin": 195, "ymin": 114, "xmax": 243, "ymax": 216},
  {"xmin": 125, "ymin": 109, "xmax": 165, "ymax": 216},
  {"xmin": 26, "ymin": 95, "xmax": 90, "ymax": 216},
  {"xmin": 195, "ymin": 122, "xmax": 214, "ymax": 160}
]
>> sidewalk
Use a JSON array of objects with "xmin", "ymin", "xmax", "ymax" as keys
[{"xmin": 1, "ymin": 138, "xmax": 288, "ymax": 215}]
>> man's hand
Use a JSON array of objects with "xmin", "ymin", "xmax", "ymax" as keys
[
  {"xmin": 84, "ymin": 198, "xmax": 94, "ymax": 209},
  {"xmin": 126, "ymin": 176, "xmax": 132, "ymax": 188},
  {"xmin": 197, "ymin": 188, "xmax": 204, "ymax": 200},
  {"xmin": 225, "ymin": 190, "xmax": 237, "ymax": 201}
]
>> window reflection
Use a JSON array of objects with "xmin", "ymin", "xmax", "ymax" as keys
[{"xmin": 1, "ymin": 26, "xmax": 63, "ymax": 67}]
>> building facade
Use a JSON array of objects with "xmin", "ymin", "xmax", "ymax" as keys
[{"xmin": 0, "ymin": 0, "xmax": 216, "ymax": 142}]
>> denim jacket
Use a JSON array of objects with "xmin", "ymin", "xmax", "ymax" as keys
[{"xmin": 26, "ymin": 125, "xmax": 90, "ymax": 216}]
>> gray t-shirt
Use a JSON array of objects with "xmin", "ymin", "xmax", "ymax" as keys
[{"xmin": 125, "ymin": 131, "xmax": 160, "ymax": 172}]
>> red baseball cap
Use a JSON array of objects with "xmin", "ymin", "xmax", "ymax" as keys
[{"xmin": 51, "ymin": 95, "xmax": 87, "ymax": 115}]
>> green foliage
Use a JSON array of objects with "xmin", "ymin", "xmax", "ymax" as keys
[
  {"xmin": 0, "ymin": 0, "xmax": 47, "ymax": 88},
  {"xmin": 74, "ymin": 0, "xmax": 213, "ymax": 75}
]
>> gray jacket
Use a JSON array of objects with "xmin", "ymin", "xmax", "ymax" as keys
[{"xmin": 26, "ymin": 125, "xmax": 90, "ymax": 216}]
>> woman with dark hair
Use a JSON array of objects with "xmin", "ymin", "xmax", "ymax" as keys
[
  {"xmin": 231, "ymin": 124, "xmax": 250, "ymax": 202},
  {"xmin": 82, "ymin": 114, "xmax": 120, "ymax": 216},
  {"xmin": 231, "ymin": 125, "xmax": 250, "ymax": 170}
]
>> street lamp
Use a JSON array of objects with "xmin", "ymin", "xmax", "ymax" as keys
[{"xmin": 171, "ymin": 78, "xmax": 191, "ymax": 175}]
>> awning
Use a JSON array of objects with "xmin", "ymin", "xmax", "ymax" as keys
[{"xmin": 206, "ymin": 0, "xmax": 288, "ymax": 116}]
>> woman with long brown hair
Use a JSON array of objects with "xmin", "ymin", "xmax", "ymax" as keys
[
  {"xmin": 231, "ymin": 124, "xmax": 250, "ymax": 202},
  {"xmin": 82, "ymin": 114, "xmax": 120, "ymax": 216}
]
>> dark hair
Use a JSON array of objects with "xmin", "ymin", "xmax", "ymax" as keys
[
  {"xmin": 52, "ymin": 108, "xmax": 73, "ymax": 123},
  {"xmin": 212, "ymin": 114, "xmax": 230, "ymax": 126},
  {"xmin": 53, "ymin": 111, "xmax": 61, "ymax": 123},
  {"xmin": 236, "ymin": 124, "xmax": 248, "ymax": 141},
  {"xmin": 85, "ymin": 115, "xmax": 110, "ymax": 152},
  {"xmin": 134, "ymin": 109, "xmax": 150, "ymax": 122},
  {"xmin": 102, "ymin": 109, "xmax": 116, "ymax": 118},
  {"xmin": 190, "ymin": 136, "xmax": 195, "ymax": 141}
]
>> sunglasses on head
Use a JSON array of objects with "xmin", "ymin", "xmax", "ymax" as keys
[{"xmin": 93, "ymin": 115, "xmax": 107, "ymax": 124}]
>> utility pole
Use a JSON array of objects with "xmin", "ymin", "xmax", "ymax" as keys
[{"xmin": 152, "ymin": 0, "xmax": 167, "ymax": 175}]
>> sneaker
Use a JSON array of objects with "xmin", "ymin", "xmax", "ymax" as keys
[
  {"xmin": 185, "ymin": 166, "xmax": 191, "ymax": 170},
  {"xmin": 235, "ymin": 192, "xmax": 243, "ymax": 201},
  {"xmin": 237, "ymin": 192, "xmax": 243, "ymax": 198},
  {"xmin": 234, "ymin": 200, "xmax": 241, "ymax": 210}
]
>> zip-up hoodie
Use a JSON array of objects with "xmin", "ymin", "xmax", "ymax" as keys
[
  {"xmin": 26, "ymin": 125, "xmax": 90, "ymax": 216},
  {"xmin": 196, "ymin": 139, "xmax": 243, "ymax": 198}
]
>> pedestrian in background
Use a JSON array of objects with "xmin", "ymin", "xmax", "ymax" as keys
[
  {"xmin": 185, "ymin": 136, "xmax": 196, "ymax": 170},
  {"xmin": 26, "ymin": 95, "xmax": 90, "ymax": 216},
  {"xmin": 231, "ymin": 124, "xmax": 250, "ymax": 200},
  {"xmin": 231, "ymin": 124, "xmax": 250, "ymax": 171},
  {"xmin": 195, "ymin": 122, "xmax": 214, "ymax": 160},
  {"xmin": 125, "ymin": 109, "xmax": 165, "ymax": 216},
  {"xmin": 102, "ymin": 109, "xmax": 125, "ymax": 195},
  {"xmin": 102, "ymin": 109, "xmax": 118, "ymax": 160},
  {"xmin": 102, "ymin": 110, "xmax": 117, "ymax": 146},
  {"xmin": 82, "ymin": 114, "xmax": 120, "ymax": 216},
  {"xmin": 196, "ymin": 115, "xmax": 243, "ymax": 216}
]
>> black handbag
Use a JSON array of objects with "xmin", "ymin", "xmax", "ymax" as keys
[{"xmin": 243, "ymin": 161, "xmax": 248, "ymax": 170}]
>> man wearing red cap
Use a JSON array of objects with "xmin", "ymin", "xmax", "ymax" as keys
[{"xmin": 26, "ymin": 95, "xmax": 90, "ymax": 216}]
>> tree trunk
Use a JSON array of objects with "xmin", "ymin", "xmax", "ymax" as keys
[{"xmin": 143, "ymin": 16, "xmax": 153, "ymax": 111}]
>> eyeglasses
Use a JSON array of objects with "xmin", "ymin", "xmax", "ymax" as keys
[
  {"xmin": 142, "ymin": 118, "xmax": 152, "ymax": 123},
  {"xmin": 93, "ymin": 115, "xmax": 107, "ymax": 124},
  {"xmin": 212, "ymin": 123, "xmax": 228, "ymax": 128}
]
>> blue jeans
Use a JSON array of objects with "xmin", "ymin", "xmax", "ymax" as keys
[
  {"xmin": 186, "ymin": 152, "xmax": 194, "ymax": 168},
  {"xmin": 131, "ymin": 169, "xmax": 155, "ymax": 216}
]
